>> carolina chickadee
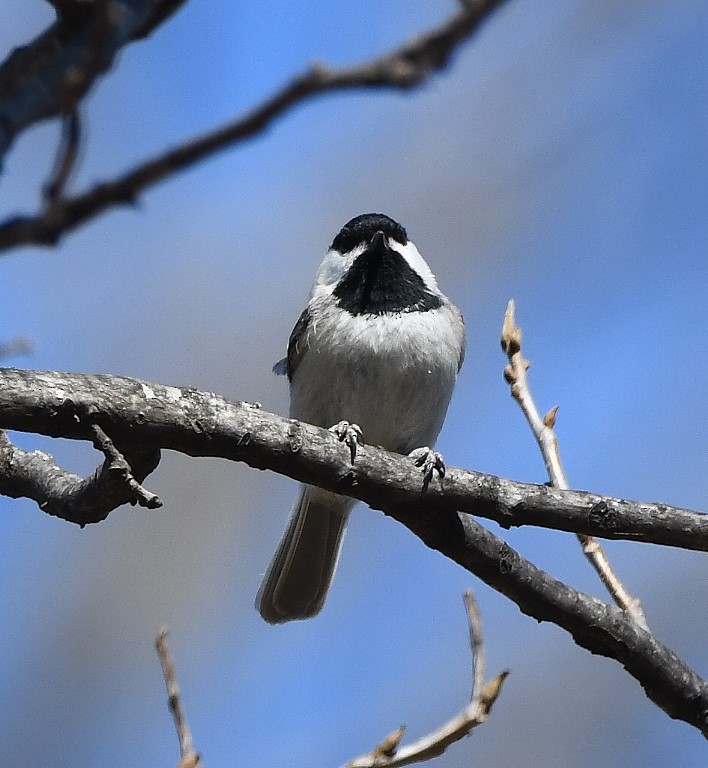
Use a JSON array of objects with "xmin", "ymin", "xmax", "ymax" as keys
[{"xmin": 256, "ymin": 213, "xmax": 465, "ymax": 623}]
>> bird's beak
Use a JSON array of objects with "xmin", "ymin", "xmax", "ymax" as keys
[{"xmin": 370, "ymin": 230, "xmax": 389, "ymax": 256}]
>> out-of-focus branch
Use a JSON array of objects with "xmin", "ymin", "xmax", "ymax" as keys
[
  {"xmin": 0, "ymin": 336, "xmax": 32, "ymax": 360},
  {"xmin": 344, "ymin": 591, "xmax": 508, "ymax": 768},
  {"xmin": 0, "ymin": 0, "xmax": 188, "ymax": 163},
  {"xmin": 501, "ymin": 300, "xmax": 648, "ymax": 629},
  {"xmin": 42, "ymin": 108, "xmax": 81, "ymax": 208},
  {"xmin": 0, "ymin": 369, "xmax": 706, "ymax": 734},
  {"xmin": 0, "ymin": 0, "xmax": 506, "ymax": 251},
  {"xmin": 155, "ymin": 628, "xmax": 201, "ymax": 768}
]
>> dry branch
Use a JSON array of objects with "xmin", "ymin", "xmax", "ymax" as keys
[
  {"xmin": 155, "ymin": 628, "xmax": 201, "ymax": 768},
  {"xmin": 344, "ymin": 591, "xmax": 508, "ymax": 768},
  {"xmin": 42, "ymin": 109, "xmax": 81, "ymax": 208},
  {"xmin": 0, "ymin": 368, "xmax": 705, "ymax": 545},
  {"xmin": 90, "ymin": 422, "xmax": 162, "ymax": 509},
  {"xmin": 0, "ymin": 368, "xmax": 708, "ymax": 552},
  {"xmin": 0, "ymin": 367, "xmax": 706, "ymax": 735},
  {"xmin": 0, "ymin": 0, "xmax": 506, "ymax": 251},
  {"xmin": 501, "ymin": 300, "xmax": 648, "ymax": 628},
  {"xmin": 0, "ymin": 424, "xmax": 160, "ymax": 526}
]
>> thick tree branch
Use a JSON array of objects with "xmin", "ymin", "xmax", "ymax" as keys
[
  {"xmin": 0, "ymin": 0, "xmax": 187, "ymax": 164},
  {"xmin": 0, "ymin": 367, "xmax": 706, "ymax": 734},
  {"xmin": 0, "ymin": 368, "xmax": 704, "ymax": 548},
  {"xmin": 0, "ymin": 0, "xmax": 506, "ymax": 251},
  {"xmin": 415, "ymin": 514, "xmax": 708, "ymax": 736}
]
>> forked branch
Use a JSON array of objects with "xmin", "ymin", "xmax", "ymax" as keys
[
  {"xmin": 501, "ymin": 300, "xmax": 648, "ymax": 629},
  {"xmin": 344, "ymin": 591, "xmax": 508, "ymax": 768},
  {"xmin": 0, "ymin": 0, "xmax": 506, "ymax": 251},
  {"xmin": 0, "ymin": 368, "xmax": 706, "ymax": 733}
]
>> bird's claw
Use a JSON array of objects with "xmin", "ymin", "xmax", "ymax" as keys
[
  {"xmin": 409, "ymin": 447, "xmax": 446, "ymax": 489},
  {"xmin": 330, "ymin": 421, "xmax": 363, "ymax": 463}
]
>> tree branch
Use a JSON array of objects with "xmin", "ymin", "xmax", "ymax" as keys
[
  {"xmin": 0, "ymin": 368, "xmax": 704, "ymax": 548},
  {"xmin": 42, "ymin": 108, "xmax": 81, "ymax": 209},
  {"xmin": 0, "ymin": 335, "xmax": 32, "ymax": 360},
  {"xmin": 0, "ymin": 426, "xmax": 161, "ymax": 525},
  {"xmin": 344, "ymin": 591, "xmax": 508, "ymax": 768},
  {"xmin": 0, "ymin": 0, "xmax": 506, "ymax": 251},
  {"xmin": 416, "ymin": 514, "xmax": 708, "ymax": 737},
  {"xmin": 0, "ymin": 0, "xmax": 187, "ymax": 165},
  {"xmin": 155, "ymin": 628, "xmax": 201, "ymax": 768},
  {"xmin": 0, "ymin": 369, "xmax": 707, "ymax": 734},
  {"xmin": 501, "ymin": 299, "xmax": 648, "ymax": 627}
]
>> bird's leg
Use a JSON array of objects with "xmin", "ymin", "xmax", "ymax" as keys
[
  {"xmin": 330, "ymin": 421, "xmax": 363, "ymax": 464},
  {"xmin": 408, "ymin": 447, "xmax": 446, "ymax": 490}
]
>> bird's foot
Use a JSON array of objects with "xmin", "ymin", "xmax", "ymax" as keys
[
  {"xmin": 409, "ymin": 447, "xmax": 446, "ymax": 490},
  {"xmin": 330, "ymin": 421, "xmax": 363, "ymax": 463}
]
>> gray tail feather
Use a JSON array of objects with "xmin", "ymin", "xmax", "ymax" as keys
[{"xmin": 256, "ymin": 486, "xmax": 351, "ymax": 624}]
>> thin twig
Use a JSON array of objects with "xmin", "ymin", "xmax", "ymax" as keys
[
  {"xmin": 0, "ymin": 0, "xmax": 506, "ymax": 251},
  {"xmin": 90, "ymin": 422, "xmax": 162, "ymax": 508},
  {"xmin": 43, "ymin": 109, "xmax": 81, "ymax": 209},
  {"xmin": 344, "ymin": 591, "xmax": 508, "ymax": 768},
  {"xmin": 501, "ymin": 299, "xmax": 648, "ymax": 629},
  {"xmin": 155, "ymin": 627, "xmax": 201, "ymax": 768},
  {"xmin": 464, "ymin": 590, "xmax": 485, "ymax": 703}
]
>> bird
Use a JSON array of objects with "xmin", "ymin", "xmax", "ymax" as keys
[{"xmin": 256, "ymin": 213, "xmax": 466, "ymax": 623}]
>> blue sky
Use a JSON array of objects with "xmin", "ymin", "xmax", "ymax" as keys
[{"xmin": 1, "ymin": 1, "xmax": 706, "ymax": 767}]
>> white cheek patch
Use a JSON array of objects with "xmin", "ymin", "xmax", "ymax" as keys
[
  {"xmin": 313, "ymin": 245, "xmax": 365, "ymax": 293},
  {"xmin": 392, "ymin": 241, "xmax": 439, "ymax": 292}
]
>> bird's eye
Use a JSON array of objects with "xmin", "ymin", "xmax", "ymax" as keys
[{"xmin": 330, "ymin": 228, "xmax": 364, "ymax": 255}]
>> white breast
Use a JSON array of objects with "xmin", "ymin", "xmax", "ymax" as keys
[{"xmin": 289, "ymin": 299, "xmax": 465, "ymax": 455}]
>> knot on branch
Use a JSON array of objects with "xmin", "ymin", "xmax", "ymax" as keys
[{"xmin": 588, "ymin": 500, "xmax": 619, "ymax": 531}]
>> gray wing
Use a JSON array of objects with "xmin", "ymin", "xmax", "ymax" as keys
[
  {"xmin": 273, "ymin": 307, "xmax": 311, "ymax": 381},
  {"xmin": 448, "ymin": 303, "xmax": 466, "ymax": 373},
  {"xmin": 457, "ymin": 317, "xmax": 466, "ymax": 372}
]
